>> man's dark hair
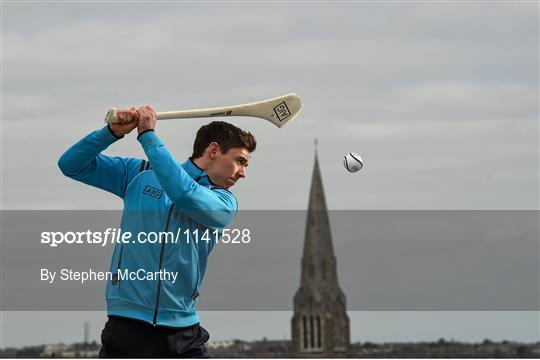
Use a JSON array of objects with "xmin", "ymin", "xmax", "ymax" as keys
[{"xmin": 192, "ymin": 121, "xmax": 257, "ymax": 158}]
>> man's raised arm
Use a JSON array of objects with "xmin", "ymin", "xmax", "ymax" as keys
[{"xmin": 58, "ymin": 109, "xmax": 142, "ymax": 199}]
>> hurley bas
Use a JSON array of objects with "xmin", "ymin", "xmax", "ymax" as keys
[{"xmin": 40, "ymin": 268, "xmax": 178, "ymax": 285}]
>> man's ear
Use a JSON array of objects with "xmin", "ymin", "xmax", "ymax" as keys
[{"xmin": 207, "ymin": 142, "xmax": 220, "ymax": 160}]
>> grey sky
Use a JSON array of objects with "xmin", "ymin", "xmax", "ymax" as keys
[{"xmin": 1, "ymin": 1, "xmax": 538, "ymax": 348}]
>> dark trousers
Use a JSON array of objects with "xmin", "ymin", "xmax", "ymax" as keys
[{"xmin": 99, "ymin": 316, "xmax": 210, "ymax": 358}]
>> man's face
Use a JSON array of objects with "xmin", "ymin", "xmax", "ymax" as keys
[{"xmin": 207, "ymin": 147, "xmax": 251, "ymax": 189}]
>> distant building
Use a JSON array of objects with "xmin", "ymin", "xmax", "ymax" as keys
[
  {"xmin": 291, "ymin": 152, "xmax": 350, "ymax": 357},
  {"xmin": 40, "ymin": 341, "xmax": 100, "ymax": 358},
  {"xmin": 207, "ymin": 340, "xmax": 235, "ymax": 349},
  {"xmin": 41, "ymin": 343, "xmax": 66, "ymax": 357}
]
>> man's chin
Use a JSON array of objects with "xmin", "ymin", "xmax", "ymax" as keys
[
  {"xmin": 208, "ymin": 175, "xmax": 237, "ymax": 188},
  {"xmin": 215, "ymin": 181, "xmax": 234, "ymax": 189}
]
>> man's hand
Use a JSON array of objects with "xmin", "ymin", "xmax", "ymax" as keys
[
  {"xmin": 110, "ymin": 107, "xmax": 139, "ymax": 137},
  {"xmin": 137, "ymin": 105, "xmax": 157, "ymax": 135}
]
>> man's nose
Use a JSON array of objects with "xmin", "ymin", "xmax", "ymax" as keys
[{"xmin": 238, "ymin": 166, "xmax": 246, "ymax": 178}]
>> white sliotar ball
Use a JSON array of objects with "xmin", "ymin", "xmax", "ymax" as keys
[{"xmin": 344, "ymin": 152, "xmax": 364, "ymax": 172}]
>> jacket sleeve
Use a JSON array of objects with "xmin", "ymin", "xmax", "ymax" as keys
[
  {"xmin": 58, "ymin": 125, "xmax": 143, "ymax": 199},
  {"xmin": 137, "ymin": 130, "xmax": 237, "ymax": 229}
]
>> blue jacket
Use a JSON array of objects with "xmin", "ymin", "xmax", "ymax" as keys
[{"xmin": 58, "ymin": 126, "xmax": 237, "ymax": 327}]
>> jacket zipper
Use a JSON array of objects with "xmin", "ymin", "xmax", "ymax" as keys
[
  {"xmin": 189, "ymin": 176, "xmax": 202, "ymax": 301},
  {"xmin": 190, "ymin": 257, "xmax": 200, "ymax": 301},
  {"xmin": 152, "ymin": 204, "xmax": 174, "ymax": 326},
  {"xmin": 112, "ymin": 244, "xmax": 124, "ymax": 286}
]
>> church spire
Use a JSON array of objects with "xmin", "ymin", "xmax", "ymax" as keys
[{"xmin": 291, "ymin": 151, "xmax": 350, "ymax": 357}]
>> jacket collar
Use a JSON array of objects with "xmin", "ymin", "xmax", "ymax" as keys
[{"xmin": 181, "ymin": 158, "xmax": 215, "ymax": 187}]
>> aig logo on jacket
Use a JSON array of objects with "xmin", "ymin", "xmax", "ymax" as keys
[{"xmin": 143, "ymin": 185, "xmax": 163, "ymax": 199}]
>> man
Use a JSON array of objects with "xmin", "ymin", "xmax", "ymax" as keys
[{"xmin": 58, "ymin": 105, "xmax": 256, "ymax": 357}]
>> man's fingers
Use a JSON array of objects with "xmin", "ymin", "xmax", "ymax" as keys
[
  {"xmin": 135, "ymin": 108, "xmax": 144, "ymax": 120},
  {"xmin": 137, "ymin": 107, "xmax": 153, "ymax": 120},
  {"xmin": 115, "ymin": 107, "xmax": 140, "ymax": 125},
  {"xmin": 116, "ymin": 105, "xmax": 155, "ymax": 125},
  {"xmin": 116, "ymin": 108, "xmax": 127, "ymax": 123},
  {"xmin": 145, "ymin": 104, "xmax": 156, "ymax": 114},
  {"xmin": 129, "ymin": 108, "xmax": 139, "ymax": 121}
]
